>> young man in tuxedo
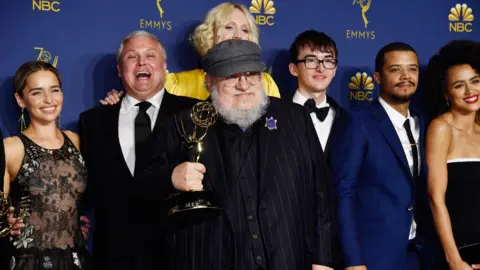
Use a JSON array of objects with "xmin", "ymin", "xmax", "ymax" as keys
[
  {"xmin": 329, "ymin": 42, "xmax": 436, "ymax": 270},
  {"xmin": 79, "ymin": 30, "xmax": 198, "ymax": 270},
  {"xmin": 288, "ymin": 30, "xmax": 348, "ymax": 158}
]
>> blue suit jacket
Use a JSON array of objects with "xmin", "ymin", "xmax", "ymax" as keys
[{"xmin": 329, "ymin": 99, "xmax": 436, "ymax": 269}]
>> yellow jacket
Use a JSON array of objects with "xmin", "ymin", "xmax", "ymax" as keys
[{"xmin": 164, "ymin": 69, "xmax": 281, "ymax": 100}]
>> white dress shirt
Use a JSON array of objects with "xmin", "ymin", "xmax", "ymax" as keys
[
  {"xmin": 293, "ymin": 90, "xmax": 336, "ymax": 150},
  {"xmin": 379, "ymin": 97, "xmax": 420, "ymax": 240},
  {"xmin": 119, "ymin": 89, "xmax": 165, "ymax": 175}
]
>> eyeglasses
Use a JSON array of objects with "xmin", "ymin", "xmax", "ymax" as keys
[
  {"xmin": 221, "ymin": 72, "xmax": 262, "ymax": 87},
  {"xmin": 296, "ymin": 58, "xmax": 338, "ymax": 70}
]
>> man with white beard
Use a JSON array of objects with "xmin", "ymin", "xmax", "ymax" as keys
[{"xmin": 139, "ymin": 39, "xmax": 340, "ymax": 270}]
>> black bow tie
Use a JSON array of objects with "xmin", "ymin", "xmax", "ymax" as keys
[{"xmin": 304, "ymin": 99, "xmax": 330, "ymax": 122}]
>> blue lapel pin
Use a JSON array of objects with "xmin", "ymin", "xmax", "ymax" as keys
[{"xmin": 265, "ymin": 116, "xmax": 277, "ymax": 131}]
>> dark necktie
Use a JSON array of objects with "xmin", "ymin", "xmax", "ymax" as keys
[
  {"xmin": 135, "ymin": 101, "xmax": 152, "ymax": 145},
  {"xmin": 304, "ymin": 98, "xmax": 330, "ymax": 122},
  {"xmin": 403, "ymin": 119, "xmax": 419, "ymax": 179}
]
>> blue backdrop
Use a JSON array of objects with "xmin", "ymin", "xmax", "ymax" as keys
[
  {"xmin": 0, "ymin": 0, "xmax": 479, "ymax": 134},
  {"xmin": 0, "ymin": 0, "xmax": 479, "ymax": 252}
]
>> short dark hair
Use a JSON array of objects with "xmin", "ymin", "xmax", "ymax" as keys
[
  {"xmin": 289, "ymin": 30, "xmax": 338, "ymax": 63},
  {"xmin": 14, "ymin": 61, "xmax": 62, "ymax": 97},
  {"xmin": 423, "ymin": 40, "xmax": 480, "ymax": 121},
  {"xmin": 375, "ymin": 42, "xmax": 417, "ymax": 72}
]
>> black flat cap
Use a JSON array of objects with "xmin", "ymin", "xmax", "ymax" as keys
[{"xmin": 201, "ymin": 39, "xmax": 266, "ymax": 77}]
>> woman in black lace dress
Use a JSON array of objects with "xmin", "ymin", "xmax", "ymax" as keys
[
  {"xmin": 3, "ymin": 61, "xmax": 92, "ymax": 269},
  {"xmin": 425, "ymin": 40, "xmax": 480, "ymax": 270}
]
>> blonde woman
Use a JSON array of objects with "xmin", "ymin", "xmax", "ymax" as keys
[{"xmin": 101, "ymin": 2, "xmax": 280, "ymax": 104}]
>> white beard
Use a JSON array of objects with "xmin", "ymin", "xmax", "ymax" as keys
[{"xmin": 210, "ymin": 87, "xmax": 269, "ymax": 130}]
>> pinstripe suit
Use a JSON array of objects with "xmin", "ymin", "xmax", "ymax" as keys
[{"xmin": 140, "ymin": 97, "xmax": 340, "ymax": 269}]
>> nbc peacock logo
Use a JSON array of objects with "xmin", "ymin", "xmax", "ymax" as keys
[
  {"xmin": 449, "ymin": 3, "xmax": 474, "ymax": 32},
  {"xmin": 249, "ymin": 0, "xmax": 276, "ymax": 26},
  {"xmin": 349, "ymin": 72, "xmax": 374, "ymax": 101},
  {"xmin": 34, "ymin": 47, "xmax": 58, "ymax": 67}
]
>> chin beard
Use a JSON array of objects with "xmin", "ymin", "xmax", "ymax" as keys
[
  {"xmin": 390, "ymin": 92, "xmax": 414, "ymax": 102},
  {"xmin": 211, "ymin": 87, "xmax": 269, "ymax": 130}
]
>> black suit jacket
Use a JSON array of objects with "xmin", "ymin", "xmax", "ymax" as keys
[
  {"xmin": 79, "ymin": 91, "xmax": 198, "ymax": 270},
  {"xmin": 140, "ymin": 97, "xmax": 341, "ymax": 269},
  {"xmin": 323, "ymin": 95, "xmax": 348, "ymax": 160}
]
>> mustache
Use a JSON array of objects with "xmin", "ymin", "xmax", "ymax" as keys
[
  {"xmin": 395, "ymin": 81, "xmax": 415, "ymax": 87},
  {"xmin": 233, "ymin": 90, "xmax": 255, "ymax": 96}
]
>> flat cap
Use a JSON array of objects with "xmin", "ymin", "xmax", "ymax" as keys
[{"xmin": 201, "ymin": 39, "xmax": 265, "ymax": 77}]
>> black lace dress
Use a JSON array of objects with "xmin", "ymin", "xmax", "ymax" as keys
[{"xmin": 8, "ymin": 132, "xmax": 92, "ymax": 270}]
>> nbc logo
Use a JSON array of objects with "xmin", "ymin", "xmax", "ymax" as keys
[
  {"xmin": 34, "ymin": 47, "xmax": 58, "ymax": 67},
  {"xmin": 249, "ymin": 0, "xmax": 276, "ymax": 26},
  {"xmin": 349, "ymin": 72, "xmax": 374, "ymax": 101},
  {"xmin": 32, "ymin": 0, "xmax": 60, "ymax": 12},
  {"xmin": 449, "ymin": 3, "xmax": 474, "ymax": 32}
]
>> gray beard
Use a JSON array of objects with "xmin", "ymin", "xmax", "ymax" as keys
[{"xmin": 210, "ymin": 87, "xmax": 269, "ymax": 130}]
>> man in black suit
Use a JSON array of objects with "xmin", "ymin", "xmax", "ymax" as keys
[
  {"xmin": 288, "ymin": 30, "xmax": 348, "ymax": 159},
  {"xmin": 141, "ymin": 39, "xmax": 340, "ymax": 270},
  {"xmin": 79, "ymin": 30, "xmax": 197, "ymax": 270}
]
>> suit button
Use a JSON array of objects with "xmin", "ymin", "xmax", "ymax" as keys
[
  {"xmin": 248, "ymin": 215, "xmax": 254, "ymax": 220},
  {"xmin": 256, "ymin": 256, "xmax": 262, "ymax": 261},
  {"xmin": 407, "ymin": 206, "xmax": 413, "ymax": 212},
  {"xmin": 252, "ymin": 233, "xmax": 259, "ymax": 239},
  {"xmin": 229, "ymin": 264, "xmax": 235, "ymax": 269}
]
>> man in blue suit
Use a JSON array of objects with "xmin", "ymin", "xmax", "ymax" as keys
[{"xmin": 329, "ymin": 42, "xmax": 435, "ymax": 270}]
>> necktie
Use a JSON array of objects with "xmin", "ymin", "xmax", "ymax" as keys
[
  {"xmin": 135, "ymin": 101, "xmax": 152, "ymax": 145},
  {"xmin": 304, "ymin": 99, "xmax": 330, "ymax": 122},
  {"xmin": 403, "ymin": 119, "xmax": 419, "ymax": 179}
]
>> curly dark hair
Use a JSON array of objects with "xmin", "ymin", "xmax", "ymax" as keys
[{"xmin": 423, "ymin": 40, "xmax": 480, "ymax": 123}]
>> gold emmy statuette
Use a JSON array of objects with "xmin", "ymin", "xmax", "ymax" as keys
[
  {"xmin": 0, "ymin": 191, "xmax": 27, "ymax": 238},
  {"xmin": 168, "ymin": 101, "xmax": 222, "ymax": 222}
]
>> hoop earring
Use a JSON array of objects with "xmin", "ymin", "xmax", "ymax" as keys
[{"xmin": 19, "ymin": 108, "xmax": 27, "ymax": 133}]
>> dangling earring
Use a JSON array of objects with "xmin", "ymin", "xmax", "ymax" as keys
[
  {"xmin": 446, "ymin": 99, "xmax": 450, "ymax": 107},
  {"xmin": 57, "ymin": 115, "xmax": 61, "ymax": 128},
  {"xmin": 19, "ymin": 108, "xmax": 27, "ymax": 133}
]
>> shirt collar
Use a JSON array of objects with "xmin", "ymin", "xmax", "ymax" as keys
[
  {"xmin": 378, "ymin": 97, "xmax": 411, "ymax": 129},
  {"xmin": 121, "ymin": 88, "xmax": 165, "ymax": 114},
  {"xmin": 292, "ymin": 90, "xmax": 329, "ymax": 108}
]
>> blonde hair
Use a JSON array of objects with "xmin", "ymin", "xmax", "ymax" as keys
[{"xmin": 192, "ymin": 2, "xmax": 259, "ymax": 57}]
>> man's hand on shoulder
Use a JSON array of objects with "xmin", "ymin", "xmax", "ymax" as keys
[{"xmin": 99, "ymin": 89, "xmax": 124, "ymax": 105}]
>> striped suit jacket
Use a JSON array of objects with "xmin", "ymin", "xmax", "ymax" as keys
[{"xmin": 139, "ymin": 97, "xmax": 341, "ymax": 270}]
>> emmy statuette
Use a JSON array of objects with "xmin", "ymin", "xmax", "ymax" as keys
[
  {"xmin": 168, "ymin": 101, "xmax": 222, "ymax": 223},
  {"xmin": 0, "ymin": 191, "xmax": 28, "ymax": 238}
]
